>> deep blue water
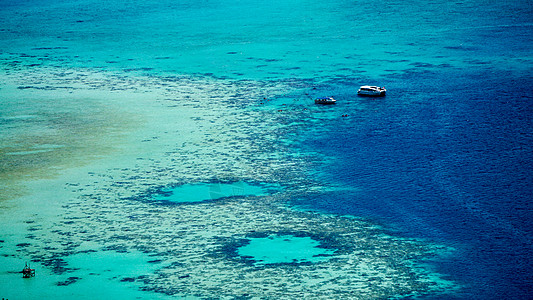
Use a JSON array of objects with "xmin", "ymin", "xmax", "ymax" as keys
[{"xmin": 293, "ymin": 69, "xmax": 533, "ymax": 298}]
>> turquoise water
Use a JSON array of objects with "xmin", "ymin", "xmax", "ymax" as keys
[
  {"xmin": 153, "ymin": 181, "xmax": 273, "ymax": 203},
  {"xmin": 3, "ymin": 0, "xmax": 530, "ymax": 80},
  {"xmin": 1, "ymin": 0, "xmax": 532, "ymax": 299},
  {"xmin": 237, "ymin": 234, "xmax": 335, "ymax": 265},
  {"xmin": 0, "ymin": 248, "xmax": 172, "ymax": 299}
]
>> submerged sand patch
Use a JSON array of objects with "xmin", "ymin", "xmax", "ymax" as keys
[{"xmin": 0, "ymin": 81, "xmax": 141, "ymax": 201}]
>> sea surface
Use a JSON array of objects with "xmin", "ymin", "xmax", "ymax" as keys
[{"xmin": 1, "ymin": 0, "xmax": 532, "ymax": 299}]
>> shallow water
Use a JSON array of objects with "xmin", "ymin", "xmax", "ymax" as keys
[
  {"xmin": 237, "ymin": 234, "xmax": 336, "ymax": 265},
  {"xmin": 1, "ymin": 0, "xmax": 532, "ymax": 299},
  {"xmin": 153, "ymin": 181, "xmax": 274, "ymax": 203}
]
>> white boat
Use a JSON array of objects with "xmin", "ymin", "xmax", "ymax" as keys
[
  {"xmin": 357, "ymin": 86, "xmax": 386, "ymax": 97},
  {"xmin": 314, "ymin": 97, "xmax": 336, "ymax": 104}
]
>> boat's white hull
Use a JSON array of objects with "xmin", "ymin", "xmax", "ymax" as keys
[
  {"xmin": 357, "ymin": 86, "xmax": 386, "ymax": 97},
  {"xmin": 357, "ymin": 90, "xmax": 386, "ymax": 97}
]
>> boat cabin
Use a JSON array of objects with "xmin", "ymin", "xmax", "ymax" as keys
[
  {"xmin": 315, "ymin": 97, "xmax": 337, "ymax": 104},
  {"xmin": 357, "ymin": 86, "xmax": 386, "ymax": 97}
]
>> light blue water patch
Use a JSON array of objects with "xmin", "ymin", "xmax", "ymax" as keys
[
  {"xmin": 154, "ymin": 181, "xmax": 277, "ymax": 203},
  {"xmin": 238, "ymin": 235, "xmax": 336, "ymax": 265}
]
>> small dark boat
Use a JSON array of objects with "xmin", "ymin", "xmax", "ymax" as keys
[
  {"xmin": 22, "ymin": 262, "xmax": 35, "ymax": 278},
  {"xmin": 315, "ymin": 97, "xmax": 336, "ymax": 104}
]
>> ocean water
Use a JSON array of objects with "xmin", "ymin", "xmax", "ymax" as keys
[{"xmin": 1, "ymin": 0, "xmax": 532, "ymax": 299}]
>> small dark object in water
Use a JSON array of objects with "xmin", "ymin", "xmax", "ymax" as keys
[
  {"xmin": 315, "ymin": 97, "xmax": 336, "ymax": 105},
  {"xmin": 22, "ymin": 262, "xmax": 35, "ymax": 278}
]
